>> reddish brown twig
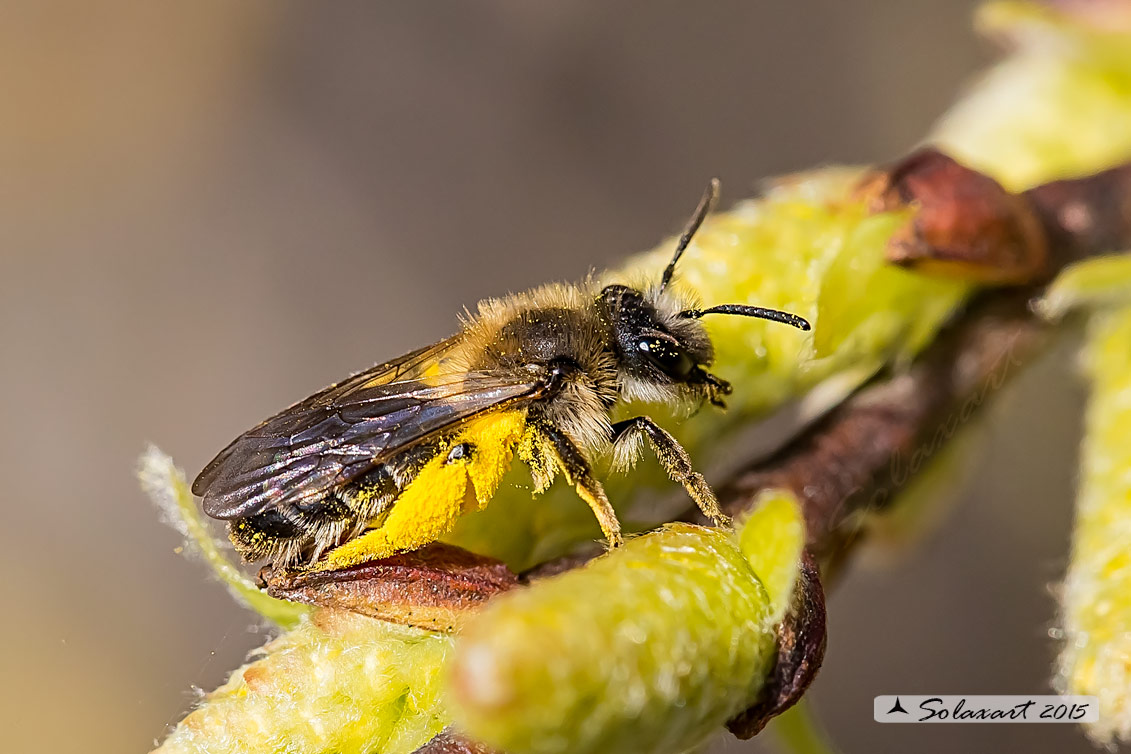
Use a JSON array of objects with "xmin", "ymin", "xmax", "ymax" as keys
[
  {"xmin": 726, "ymin": 551, "xmax": 828, "ymax": 738},
  {"xmin": 708, "ymin": 150, "xmax": 1131, "ymax": 563},
  {"xmin": 414, "ymin": 731, "xmax": 500, "ymax": 754},
  {"xmin": 713, "ymin": 290, "xmax": 1046, "ymax": 565}
]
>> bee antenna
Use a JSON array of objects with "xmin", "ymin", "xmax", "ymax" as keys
[
  {"xmin": 679, "ymin": 304, "xmax": 811, "ymax": 331},
  {"xmin": 659, "ymin": 178, "xmax": 720, "ymax": 293}
]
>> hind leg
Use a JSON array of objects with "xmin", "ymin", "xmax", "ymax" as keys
[
  {"xmin": 311, "ymin": 413, "xmax": 527, "ymax": 571},
  {"xmin": 314, "ymin": 451, "xmax": 471, "ymax": 570}
]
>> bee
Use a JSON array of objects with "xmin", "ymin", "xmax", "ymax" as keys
[{"xmin": 193, "ymin": 180, "xmax": 810, "ymax": 572}]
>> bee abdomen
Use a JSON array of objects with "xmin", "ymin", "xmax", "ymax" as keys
[{"xmin": 228, "ymin": 509, "xmax": 307, "ymax": 563}]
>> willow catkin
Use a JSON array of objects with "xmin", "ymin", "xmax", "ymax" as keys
[
  {"xmin": 1057, "ymin": 307, "xmax": 1131, "ymax": 746},
  {"xmin": 154, "ymin": 611, "xmax": 454, "ymax": 754},
  {"xmin": 447, "ymin": 499, "xmax": 805, "ymax": 754}
]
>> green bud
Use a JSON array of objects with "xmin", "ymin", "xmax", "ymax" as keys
[
  {"xmin": 1037, "ymin": 255, "xmax": 1131, "ymax": 320},
  {"xmin": 448, "ymin": 495, "xmax": 805, "ymax": 754},
  {"xmin": 154, "ymin": 611, "xmax": 453, "ymax": 754},
  {"xmin": 1057, "ymin": 306, "xmax": 1131, "ymax": 746},
  {"xmin": 934, "ymin": 0, "xmax": 1131, "ymax": 188}
]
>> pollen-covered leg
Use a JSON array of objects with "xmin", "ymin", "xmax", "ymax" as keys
[
  {"xmin": 534, "ymin": 421, "xmax": 623, "ymax": 547},
  {"xmin": 310, "ymin": 411, "xmax": 526, "ymax": 572},
  {"xmin": 314, "ymin": 448, "xmax": 472, "ymax": 570},
  {"xmin": 611, "ymin": 416, "xmax": 731, "ymax": 527}
]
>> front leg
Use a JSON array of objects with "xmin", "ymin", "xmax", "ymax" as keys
[
  {"xmin": 533, "ymin": 421, "xmax": 624, "ymax": 548},
  {"xmin": 611, "ymin": 416, "xmax": 732, "ymax": 527}
]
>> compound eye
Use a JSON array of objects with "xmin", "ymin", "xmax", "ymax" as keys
[{"xmin": 637, "ymin": 338, "xmax": 695, "ymax": 380}]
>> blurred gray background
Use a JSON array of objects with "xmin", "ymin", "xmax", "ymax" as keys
[{"xmin": 0, "ymin": 2, "xmax": 1100, "ymax": 752}]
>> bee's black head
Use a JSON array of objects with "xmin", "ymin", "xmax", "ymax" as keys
[
  {"xmin": 598, "ymin": 283, "xmax": 724, "ymax": 405},
  {"xmin": 597, "ymin": 179, "xmax": 810, "ymax": 409}
]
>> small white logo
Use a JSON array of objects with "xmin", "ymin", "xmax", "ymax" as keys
[{"xmin": 874, "ymin": 696, "xmax": 1098, "ymax": 723}]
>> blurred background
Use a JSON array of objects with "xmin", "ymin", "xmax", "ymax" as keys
[{"xmin": 0, "ymin": 1, "xmax": 1099, "ymax": 752}]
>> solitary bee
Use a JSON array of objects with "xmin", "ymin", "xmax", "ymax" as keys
[{"xmin": 194, "ymin": 180, "xmax": 810, "ymax": 571}]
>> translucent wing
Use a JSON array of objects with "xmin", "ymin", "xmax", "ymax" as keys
[{"xmin": 192, "ymin": 335, "xmax": 546, "ymax": 519}]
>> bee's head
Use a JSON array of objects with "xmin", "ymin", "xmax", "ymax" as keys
[{"xmin": 598, "ymin": 179, "xmax": 810, "ymax": 409}]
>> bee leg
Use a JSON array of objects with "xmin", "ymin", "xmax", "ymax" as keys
[
  {"xmin": 312, "ymin": 447, "xmax": 473, "ymax": 571},
  {"xmin": 611, "ymin": 417, "xmax": 732, "ymax": 527},
  {"xmin": 534, "ymin": 422, "xmax": 623, "ymax": 547}
]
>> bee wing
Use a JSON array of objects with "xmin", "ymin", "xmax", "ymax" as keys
[{"xmin": 193, "ymin": 336, "xmax": 547, "ymax": 520}]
